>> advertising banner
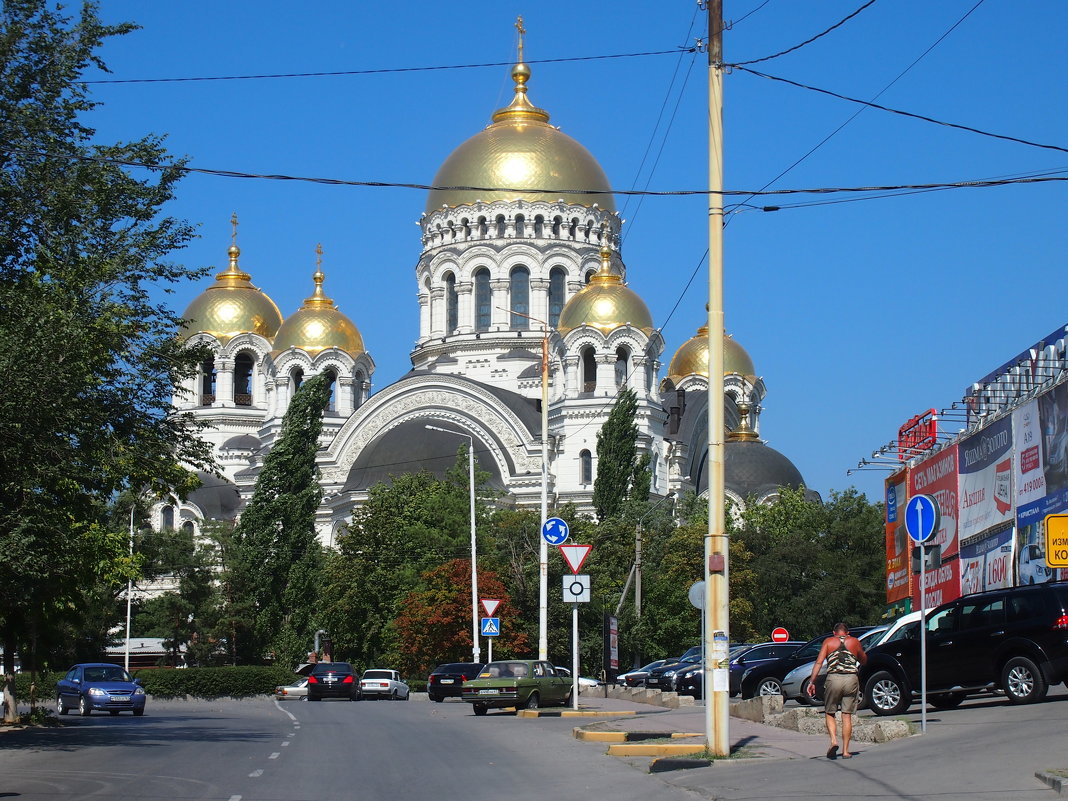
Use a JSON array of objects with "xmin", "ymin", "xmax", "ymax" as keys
[
  {"xmin": 909, "ymin": 446, "xmax": 959, "ymax": 559},
  {"xmin": 885, "ymin": 472, "xmax": 910, "ymax": 603},
  {"xmin": 1039, "ymin": 380, "xmax": 1068, "ymax": 510},
  {"xmin": 958, "ymin": 415, "xmax": 1014, "ymax": 540},
  {"xmin": 959, "ymin": 525, "xmax": 1014, "ymax": 595},
  {"xmin": 1014, "ymin": 400, "xmax": 1046, "ymax": 509},
  {"xmin": 916, "ymin": 557, "xmax": 960, "ymax": 610}
]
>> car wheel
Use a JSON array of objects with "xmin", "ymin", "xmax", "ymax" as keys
[
  {"xmin": 865, "ymin": 671, "xmax": 910, "ymax": 716},
  {"xmin": 523, "ymin": 691, "xmax": 540, "ymax": 710},
  {"xmin": 473, "ymin": 703, "xmax": 488, "ymax": 716},
  {"xmin": 79, "ymin": 696, "xmax": 91, "ymax": 716},
  {"xmin": 929, "ymin": 692, "xmax": 965, "ymax": 710},
  {"xmin": 757, "ymin": 678, "xmax": 783, "ymax": 697},
  {"xmin": 564, "ymin": 688, "xmax": 574, "ymax": 707},
  {"xmin": 1002, "ymin": 656, "xmax": 1048, "ymax": 704},
  {"xmin": 133, "ymin": 708, "xmax": 144, "ymax": 716},
  {"xmin": 57, "ymin": 695, "xmax": 67, "ymax": 716}
]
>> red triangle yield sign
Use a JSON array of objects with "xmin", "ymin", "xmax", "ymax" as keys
[
  {"xmin": 558, "ymin": 543, "xmax": 592, "ymax": 574},
  {"xmin": 481, "ymin": 598, "xmax": 501, "ymax": 617}
]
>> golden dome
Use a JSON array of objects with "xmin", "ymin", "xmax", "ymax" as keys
[
  {"xmin": 668, "ymin": 326, "xmax": 756, "ymax": 381},
  {"xmin": 557, "ymin": 246, "xmax": 653, "ymax": 335},
  {"xmin": 272, "ymin": 247, "xmax": 364, "ymax": 356},
  {"xmin": 425, "ymin": 59, "xmax": 615, "ymax": 214},
  {"xmin": 181, "ymin": 242, "xmax": 283, "ymax": 343}
]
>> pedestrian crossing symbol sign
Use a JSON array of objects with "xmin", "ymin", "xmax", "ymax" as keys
[{"xmin": 480, "ymin": 617, "xmax": 500, "ymax": 637}]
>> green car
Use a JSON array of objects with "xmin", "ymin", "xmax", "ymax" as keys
[{"xmin": 460, "ymin": 659, "xmax": 573, "ymax": 715}]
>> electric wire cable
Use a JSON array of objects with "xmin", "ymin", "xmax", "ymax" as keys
[{"xmin": 730, "ymin": 0, "xmax": 879, "ymax": 66}]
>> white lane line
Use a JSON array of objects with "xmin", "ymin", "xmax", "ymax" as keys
[
  {"xmin": 249, "ymin": 770, "xmax": 263, "ymax": 778},
  {"xmin": 269, "ymin": 752, "xmax": 280, "ymax": 760},
  {"xmin": 287, "ymin": 732, "xmax": 295, "ymax": 738},
  {"xmin": 281, "ymin": 741, "xmax": 290, "ymax": 747},
  {"xmin": 228, "ymin": 796, "xmax": 242, "ymax": 801}
]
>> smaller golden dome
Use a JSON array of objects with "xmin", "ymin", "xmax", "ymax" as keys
[
  {"xmin": 667, "ymin": 325, "xmax": 756, "ymax": 381},
  {"xmin": 557, "ymin": 246, "xmax": 653, "ymax": 335},
  {"xmin": 181, "ymin": 233, "xmax": 283, "ymax": 342},
  {"xmin": 272, "ymin": 246, "xmax": 364, "ymax": 356}
]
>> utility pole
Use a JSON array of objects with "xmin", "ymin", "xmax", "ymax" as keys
[{"xmin": 705, "ymin": 0, "xmax": 730, "ymax": 758}]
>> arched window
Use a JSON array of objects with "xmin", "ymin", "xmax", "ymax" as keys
[
  {"xmin": 548, "ymin": 267, "xmax": 566, "ymax": 328},
  {"xmin": 354, "ymin": 371, "xmax": 365, "ymax": 408},
  {"xmin": 234, "ymin": 352, "xmax": 253, "ymax": 406},
  {"xmin": 291, "ymin": 368, "xmax": 304, "ymax": 392},
  {"xmin": 651, "ymin": 455, "xmax": 659, "ymax": 491},
  {"xmin": 475, "ymin": 269, "xmax": 491, "ymax": 331},
  {"xmin": 515, "ymin": 214, "xmax": 525, "ymax": 238},
  {"xmin": 200, "ymin": 358, "xmax": 216, "ymax": 405},
  {"xmin": 582, "ymin": 346, "xmax": 597, "ymax": 392},
  {"xmin": 444, "ymin": 272, "xmax": 458, "ymax": 334},
  {"xmin": 584, "ymin": 269, "xmax": 595, "ymax": 285},
  {"xmin": 510, "ymin": 266, "xmax": 529, "ymax": 329},
  {"xmin": 161, "ymin": 506, "xmax": 175, "ymax": 531},
  {"xmin": 580, "ymin": 450, "xmax": 593, "ymax": 484},
  {"xmin": 460, "ymin": 218, "xmax": 471, "ymax": 240},
  {"xmin": 496, "ymin": 215, "xmax": 506, "ymax": 238},
  {"xmin": 477, "ymin": 216, "xmax": 488, "ymax": 238},
  {"xmin": 615, "ymin": 347, "xmax": 629, "ymax": 388},
  {"xmin": 324, "ymin": 368, "xmax": 337, "ymax": 412},
  {"xmin": 552, "ymin": 216, "xmax": 562, "ymax": 238},
  {"xmin": 534, "ymin": 215, "xmax": 544, "ymax": 238},
  {"xmin": 181, "ymin": 520, "xmax": 195, "ymax": 537}
]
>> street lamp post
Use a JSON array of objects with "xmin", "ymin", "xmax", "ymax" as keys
[{"xmin": 425, "ymin": 424, "xmax": 480, "ymax": 664}]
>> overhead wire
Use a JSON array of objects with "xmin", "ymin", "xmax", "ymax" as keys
[{"xmin": 730, "ymin": 0, "xmax": 879, "ymax": 66}]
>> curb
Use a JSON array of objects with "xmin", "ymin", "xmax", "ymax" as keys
[
  {"xmin": 607, "ymin": 742, "xmax": 705, "ymax": 757},
  {"xmin": 650, "ymin": 757, "xmax": 713, "ymax": 773},
  {"xmin": 1036, "ymin": 771, "xmax": 1068, "ymax": 796},
  {"xmin": 517, "ymin": 708, "xmax": 638, "ymax": 718},
  {"xmin": 574, "ymin": 728, "xmax": 703, "ymax": 743}
]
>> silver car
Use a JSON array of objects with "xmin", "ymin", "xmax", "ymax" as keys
[{"xmin": 780, "ymin": 624, "xmax": 893, "ymax": 705}]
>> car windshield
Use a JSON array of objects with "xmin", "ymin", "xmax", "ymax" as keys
[
  {"xmin": 363, "ymin": 670, "xmax": 393, "ymax": 679},
  {"xmin": 83, "ymin": 666, "xmax": 131, "ymax": 682},
  {"xmin": 436, "ymin": 663, "xmax": 475, "ymax": 673}
]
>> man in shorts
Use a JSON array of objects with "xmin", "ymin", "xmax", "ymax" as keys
[{"xmin": 807, "ymin": 622, "xmax": 867, "ymax": 759}]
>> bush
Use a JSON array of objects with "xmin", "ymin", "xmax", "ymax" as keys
[
  {"xmin": 13, "ymin": 672, "xmax": 64, "ymax": 703},
  {"xmin": 133, "ymin": 666, "xmax": 298, "ymax": 698}
]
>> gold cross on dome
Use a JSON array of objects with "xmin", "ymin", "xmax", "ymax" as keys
[
  {"xmin": 516, "ymin": 15, "xmax": 526, "ymax": 62},
  {"xmin": 230, "ymin": 212, "xmax": 238, "ymax": 246},
  {"xmin": 316, "ymin": 242, "xmax": 323, "ymax": 269}
]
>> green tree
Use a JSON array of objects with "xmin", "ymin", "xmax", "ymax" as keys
[
  {"xmin": 226, "ymin": 373, "xmax": 331, "ymax": 665},
  {"xmin": 0, "ymin": 1, "xmax": 212, "ymax": 708},
  {"xmin": 592, "ymin": 388, "xmax": 641, "ymax": 521}
]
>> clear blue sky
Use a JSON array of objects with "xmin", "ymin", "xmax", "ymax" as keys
[{"xmin": 87, "ymin": 1, "xmax": 1068, "ymax": 504}]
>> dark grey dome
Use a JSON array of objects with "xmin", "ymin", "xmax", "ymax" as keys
[
  {"xmin": 724, "ymin": 439, "xmax": 809, "ymax": 503},
  {"xmin": 187, "ymin": 471, "xmax": 244, "ymax": 521},
  {"xmin": 221, "ymin": 434, "xmax": 261, "ymax": 451}
]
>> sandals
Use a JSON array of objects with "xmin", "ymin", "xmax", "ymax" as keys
[{"xmin": 827, "ymin": 745, "xmax": 839, "ymax": 759}]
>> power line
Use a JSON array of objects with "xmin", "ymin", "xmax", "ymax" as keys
[
  {"xmin": 730, "ymin": 0, "xmax": 879, "ymax": 66},
  {"xmin": 81, "ymin": 49, "xmax": 694, "ymax": 85}
]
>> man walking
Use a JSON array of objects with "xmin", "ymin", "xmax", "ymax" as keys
[{"xmin": 807, "ymin": 622, "xmax": 867, "ymax": 759}]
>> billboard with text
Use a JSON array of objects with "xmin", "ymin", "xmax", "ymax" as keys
[{"xmin": 958, "ymin": 415, "xmax": 1014, "ymax": 541}]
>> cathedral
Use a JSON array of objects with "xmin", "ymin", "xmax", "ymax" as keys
[{"xmin": 164, "ymin": 53, "xmax": 815, "ymax": 543}]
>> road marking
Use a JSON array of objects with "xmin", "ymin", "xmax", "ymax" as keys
[
  {"xmin": 269, "ymin": 752, "xmax": 280, "ymax": 760},
  {"xmin": 287, "ymin": 733, "xmax": 295, "ymax": 738},
  {"xmin": 281, "ymin": 741, "xmax": 290, "ymax": 747},
  {"xmin": 249, "ymin": 770, "xmax": 263, "ymax": 778},
  {"xmin": 228, "ymin": 796, "xmax": 242, "ymax": 801}
]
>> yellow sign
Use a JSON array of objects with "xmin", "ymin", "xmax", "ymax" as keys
[{"xmin": 1045, "ymin": 514, "xmax": 1068, "ymax": 568}]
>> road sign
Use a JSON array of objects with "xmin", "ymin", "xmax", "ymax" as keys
[
  {"xmin": 481, "ymin": 598, "xmax": 501, "ymax": 617},
  {"xmin": 562, "ymin": 575, "xmax": 590, "ymax": 603},
  {"xmin": 771, "ymin": 627, "xmax": 790, "ymax": 643},
  {"xmin": 905, "ymin": 494, "xmax": 939, "ymax": 543},
  {"xmin": 1046, "ymin": 514, "xmax": 1068, "ymax": 568},
  {"xmin": 541, "ymin": 517, "xmax": 570, "ymax": 545},
  {"xmin": 558, "ymin": 543, "xmax": 592, "ymax": 574},
  {"xmin": 688, "ymin": 580, "xmax": 705, "ymax": 610},
  {"xmin": 480, "ymin": 617, "xmax": 500, "ymax": 637}
]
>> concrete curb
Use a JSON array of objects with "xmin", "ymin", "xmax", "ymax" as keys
[
  {"xmin": 574, "ymin": 728, "xmax": 703, "ymax": 743},
  {"xmin": 731, "ymin": 695, "xmax": 914, "ymax": 744},
  {"xmin": 516, "ymin": 708, "xmax": 637, "ymax": 718},
  {"xmin": 607, "ymin": 742, "xmax": 707, "ymax": 757},
  {"xmin": 1036, "ymin": 770, "xmax": 1068, "ymax": 796},
  {"xmin": 650, "ymin": 757, "xmax": 713, "ymax": 773}
]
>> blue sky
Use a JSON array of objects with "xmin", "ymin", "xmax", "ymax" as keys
[{"xmin": 88, "ymin": 1, "xmax": 1068, "ymax": 504}]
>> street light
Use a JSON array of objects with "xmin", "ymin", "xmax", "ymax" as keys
[{"xmin": 425, "ymin": 424, "xmax": 480, "ymax": 664}]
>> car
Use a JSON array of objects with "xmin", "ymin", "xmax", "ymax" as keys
[
  {"xmin": 274, "ymin": 677, "xmax": 309, "ymax": 700},
  {"xmin": 306, "ymin": 662, "xmax": 357, "ymax": 701},
  {"xmin": 427, "ymin": 662, "xmax": 484, "ymax": 702},
  {"xmin": 676, "ymin": 641, "xmax": 805, "ymax": 699},
  {"xmin": 357, "ymin": 668, "xmax": 409, "ymax": 700},
  {"xmin": 554, "ymin": 666, "xmax": 600, "ymax": 689},
  {"xmin": 56, "ymin": 662, "xmax": 146, "ymax": 716},
  {"xmin": 460, "ymin": 659, "xmax": 572, "ymax": 715},
  {"xmin": 1020, "ymin": 543, "xmax": 1054, "ymax": 585},
  {"xmin": 780, "ymin": 624, "xmax": 893, "ymax": 705},
  {"xmin": 862, "ymin": 582, "xmax": 1068, "ymax": 716},
  {"xmin": 738, "ymin": 626, "xmax": 877, "ymax": 699},
  {"xmin": 615, "ymin": 659, "xmax": 669, "ymax": 687},
  {"xmin": 644, "ymin": 653, "xmax": 702, "ymax": 693}
]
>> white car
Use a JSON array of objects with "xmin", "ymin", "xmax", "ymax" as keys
[
  {"xmin": 1020, "ymin": 543, "xmax": 1053, "ymax": 585},
  {"xmin": 554, "ymin": 666, "xmax": 600, "ymax": 689},
  {"xmin": 357, "ymin": 669, "xmax": 410, "ymax": 700}
]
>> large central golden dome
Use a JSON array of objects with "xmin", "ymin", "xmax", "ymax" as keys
[
  {"xmin": 668, "ymin": 325, "xmax": 756, "ymax": 381},
  {"xmin": 181, "ymin": 244, "xmax": 283, "ymax": 343},
  {"xmin": 425, "ymin": 61, "xmax": 615, "ymax": 214},
  {"xmin": 557, "ymin": 246, "xmax": 653, "ymax": 335},
  {"xmin": 273, "ymin": 249, "xmax": 364, "ymax": 356}
]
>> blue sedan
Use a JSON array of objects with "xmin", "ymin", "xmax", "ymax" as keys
[{"xmin": 56, "ymin": 663, "xmax": 147, "ymax": 716}]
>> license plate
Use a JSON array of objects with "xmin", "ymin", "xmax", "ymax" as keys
[
  {"xmin": 440, "ymin": 679, "xmax": 454, "ymax": 684},
  {"xmin": 111, "ymin": 696, "xmax": 131, "ymax": 702},
  {"xmin": 479, "ymin": 689, "xmax": 499, "ymax": 695}
]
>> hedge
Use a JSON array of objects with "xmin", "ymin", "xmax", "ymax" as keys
[{"xmin": 10, "ymin": 666, "xmax": 299, "ymax": 701}]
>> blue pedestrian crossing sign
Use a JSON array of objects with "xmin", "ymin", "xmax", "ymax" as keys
[
  {"xmin": 541, "ymin": 517, "xmax": 570, "ymax": 545},
  {"xmin": 480, "ymin": 617, "xmax": 500, "ymax": 637}
]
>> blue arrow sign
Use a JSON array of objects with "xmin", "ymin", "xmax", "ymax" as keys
[
  {"xmin": 480, "ymin": 617, "xmax": 500, "ymax": 637},
  {"xmin": 541, "ymin": 517, "xmax": 570, "ymax": 545},
  {"xmin": 904, "ymin": 494, "xmax": 940, "ymax": 544}
]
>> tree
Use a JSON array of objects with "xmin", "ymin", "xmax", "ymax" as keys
[
  {"xmin": 592, "ymin": 388, "xmax": 641, "ymax": 521},
  {"xmin": 0, "ymin": 1, "xmax": 212, "ymax": 715},
  {"xmin": 226, "ymin": 373, "xmax": 331, "ymax": 666}
]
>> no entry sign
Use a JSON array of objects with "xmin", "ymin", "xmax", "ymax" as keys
[{"xmin": 771, "ymin": 627, "xmax": 790, "ymax": 643}]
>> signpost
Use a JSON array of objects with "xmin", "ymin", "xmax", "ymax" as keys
[
  {"xmin": 771, "ymin": 627, "xmax": 790, "ymax": 643},
  {"xmin": 559, "ymin": 543, "xmax": 592, "ymax": 710},
  {"xmin": 558, "ymin": 543, "xmax": 592, "ymax": 574},
  {"xmin": 905, "ymin": 493, "xmax": 939, "ymax": 733},
  {"xmin": 481, "ymin": 600, "xmax": 501, "ymax": 660},
  {"xmin": 541, "ymin": 517, "xmax": 570, "ymax": 545}
]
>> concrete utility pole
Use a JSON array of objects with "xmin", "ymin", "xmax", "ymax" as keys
[{"xmin": 705, "ymin": 0, "xmax": 730, "ymax": 758}]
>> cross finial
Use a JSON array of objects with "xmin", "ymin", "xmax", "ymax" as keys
[
  {"xmin": 230, "ymin": 212, "xmax": 238, "ymax": 246},
  {"xmin": 316, "ymin": 242, "xmax": 323, "ymax": 270},
  {"xmin": 515, "ymin": 15, "xmax": 526, "ymax": 62}
]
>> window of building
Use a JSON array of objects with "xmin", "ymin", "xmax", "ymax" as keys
[
  {"xmin": 200, "ymin": 358, "xmax": 216, "ymax": 405},
  {"xmin": 160, "ymin": 506, "xmax": 174, "ymax": 531},
  {"xmin": 615, "ymin": 347, "xmax": 629, "ymax": 388},
  {"xmin": 510, "ymin": 266, "xmax": 529, "ymax": 329},
  {"xmin": 580, "ymin": 450, "xmax": 592, "ymax": 484},
  {"xmin": 324, "ymin": 368, "xmax": 337, "ymax": 412},
  {"xmin": 291, "ymin": 368, "xmax": 304, "ymax": 391},
  {"xmin": 234, "ymin": 352, "xmax": 253, "ymax": 406},
  {"xmin": 582, "ymin": 346, "xmax": 597, "ymax": 392},
  {"xmin": 444, "ymin": 272, "xmax": 458, "ymax": 334},
  {"xmin": 548, "ymin": 267, "xmax": 566, "ymax": 328},
  {"xmin": 475, "ymin": 269, "xmax": 491, "ymax": 331}
]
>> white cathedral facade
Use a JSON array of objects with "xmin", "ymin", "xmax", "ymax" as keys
[{"xmin": 164, "ymin": 56, "xmax": 814, "ymax": 544}]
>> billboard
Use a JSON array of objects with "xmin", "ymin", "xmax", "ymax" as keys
[
  {"xmin": 909, "ymin": 446, "xmax": 959, "ymax": 559},
  {"xmin": 959, "ymin": 525, "xmax": 1014, "ymax": 595},
  {"xmin": 885, "ymin": 472, "xmax": 910, "ymax": 603},
  {"xmin": 1017, "ymin": 380, "xmax": 1068, "ymax": 584},
  {"xmin": 958, "ymin": 415, "xmax": 1014, "ymax": 541}
]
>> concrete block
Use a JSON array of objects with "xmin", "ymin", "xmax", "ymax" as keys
[{"xmin": 872, "ymin": 719, "xmax": 911, "ymax": 742}]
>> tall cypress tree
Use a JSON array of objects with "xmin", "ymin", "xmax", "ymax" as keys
[
  {"xmin": 228, "ymin": 373, "xmax": 330, "ymax": 665},
  {"xmin": 592, "ymin": 388, "xmax": 640, "ymax": 521}
]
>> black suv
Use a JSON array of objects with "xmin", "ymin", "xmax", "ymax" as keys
[
  {"xmin": 862, "ymin": 582, "xmax": 1068, "ymax": 716},
  {"xmin": 427, "ymin": 662, "xmax": 484, "ymax": 702}
]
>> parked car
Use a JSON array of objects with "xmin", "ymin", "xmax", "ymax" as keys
[
  {"xmin": 640, "ymin": 645, "xmax": 703, "ymax": 692},
  {"xmin": 306, "ymin": 662, "xmax": 357, "ymax": 701},
  {"xmin": 56, "ymin": 663, "xmax": 146, "ymax": 716},
  {"xmin": 780, "ymin": 624, "xmax": 892, "ymax": 705},
  {"xmin": 676, "ymin": 641, "xmax": 805, "ymax": 699},
  {"xmin": 862, "ymin": 582, "xmax": 1068, "ymax": 716},
  {"xmin": 554, "ymin": 666, "xmax": 600, "ymax": 689},
  {"xmin": 1020, "ymin": 543, "xmax": 1054, "ymax": 585},
  {"xmin": 738, "ymin": 626, "xmax": 877, "ymax": 699},
  {"xmin": 615, "ymin": 659, "xmax": 669, "ymax": 687},
  {"xmin": 357, "ymin": 669, "xmax": 410, "ymax": 700},
  {"xmin": 427, "ymin": 662, "xmax": 484, "ymax": 702},
  {"xmin": 460, "ymin": 659, "xmax": 572, "ymax": 715},
  {"xmin": 274, "ymin": 677, "xmax": 309, "ymax": 700}
]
